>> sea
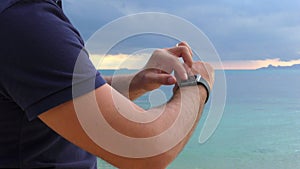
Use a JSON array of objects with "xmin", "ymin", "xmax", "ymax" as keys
[{"xmin": 96, "ymin": 69, "xmax": 300, "ymax": 169}]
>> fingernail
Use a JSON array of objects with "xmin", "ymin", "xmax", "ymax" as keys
[
  {"xmin": 184, "ymin": 73, "xmax": 188, "ymax": 80},
  {"xmin": 168, "ymin": 77, "xmax": 175, "ymax": 84}
]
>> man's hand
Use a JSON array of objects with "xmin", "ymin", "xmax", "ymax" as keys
[
  {"xmin": 131, "ymin": 41, "xmax": 193, "ymax": 92},
  {"xmin": 189, "ymin": 61, "xmax": 214, "ymax": 90},
  {"xmin": 173, "ymin": 61, "xmax": 214, "ymax": 98}
]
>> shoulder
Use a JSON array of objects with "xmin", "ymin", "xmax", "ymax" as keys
[
  {"xmin": 0, "ymin": 0, "xmax": 72, "ymax": 34},
  {"xmin": 0, "ymin": 0, "xmax": 83, "ymax": 58},
  {"xmin": 0, "ymin": 0, "xmax": 60, "ymax": 14},
  {"xmin": 0, "ymin": 0, "xmax": 20, "ymax": 14},
  {"xmin": 0, "ymin": 0, "xmax": 76, "ymax": 34}
]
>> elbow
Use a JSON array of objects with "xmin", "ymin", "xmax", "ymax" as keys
[
  {"xmin": 114, "ymin": 149, "xmax": 178, "ymax": 169},
  {"xmin": 130, "ymin": 154, "xmax": 175, "ymax": 169},
  {"xmin": 132, "ymin": 145, "xmax": 182, "ymax": 169}
]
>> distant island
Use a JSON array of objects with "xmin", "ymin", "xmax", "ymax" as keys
[{"xmin": 257, "ymin": 64, "xmax": 300, "ymax": 70}]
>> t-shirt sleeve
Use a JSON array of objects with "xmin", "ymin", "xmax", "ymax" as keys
[{"xmin": 0, "ymin": 1, "xmax": 106, "ymax": 121}]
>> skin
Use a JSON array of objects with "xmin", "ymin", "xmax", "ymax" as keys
[
  {"xmin": 104, "ymin": 41, "xmax": 194, "ymax": 100},
  {"xmin": 39, "ymin": 42, "xmax": 214, "ymax": 169}
]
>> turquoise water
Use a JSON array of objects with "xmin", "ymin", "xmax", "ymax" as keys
[{"xmin": 97, "ymin": 70, "xmax": 300, "ymax": 169}]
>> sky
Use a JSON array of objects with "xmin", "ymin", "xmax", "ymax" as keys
[{"xmin": 63, "ymin": 0, "xmax": 300, "ymax": 69}]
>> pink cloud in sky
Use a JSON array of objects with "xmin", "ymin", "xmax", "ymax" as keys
[
  {"xmin": 90, "ymin": 53, "xmax": 300, "ymax": 70},
  {"xmin": 211, "ymin": 58, "xmax": 300, "ymax": 70}
]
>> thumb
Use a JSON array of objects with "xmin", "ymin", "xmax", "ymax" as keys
[{"xmin": 150, "ymin": 73, "xmax": 176, "ymax": 85}]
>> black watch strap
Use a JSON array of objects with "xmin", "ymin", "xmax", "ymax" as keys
[{"xmin": 178, "ymin": 74, "xmax": 210, "ymax": 103}]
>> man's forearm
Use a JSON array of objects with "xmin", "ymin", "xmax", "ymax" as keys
[
  {"xmin": 145, "ymin": 85, "xmax": 207, "ymax": 168},
  {"xmin": 94, "ymin": 84, "xmax": 207, "ymax": 168}
]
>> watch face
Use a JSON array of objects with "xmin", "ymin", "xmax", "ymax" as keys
[
  {"xmin": 178, "ymin": 75, "xmax": 197, "ymax": 87},
  {"xmin": 178, "ymin": 74, "xmax": 210, "ymax": 103},
  {"xmin": 195, "ymin": 74, "xmax": 202, "ymax": 82}
]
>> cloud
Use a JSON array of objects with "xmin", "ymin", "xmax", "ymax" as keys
[
  {"xmin": 90, "ymin": 51, "xmax": 300, "ymax": 70},
  {"xmin": 90, "ymin": 53, "xmax": 151, "ymax": 69},
  {"xmin": 64, "ymin": 0, "xmax": 300, "ymax": 62},
  {"xmin": 159, "ymin": 1, "xmax": 300, "ymax": 60},
  {"xmin": 256, "ymin": 58, "xmax": 300, "ymax": 67},
  {"xmin": 211, "ymin": 58, "xmax": 300, "ymax": 70}
]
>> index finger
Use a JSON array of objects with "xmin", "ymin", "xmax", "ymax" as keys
[
  {"xmin": 176, "ymin": 41, "xmax": 193, "ymax": 56},
  {"xmin": 166, "ymin": 46, "xmax": 193, "ymax": 68}
]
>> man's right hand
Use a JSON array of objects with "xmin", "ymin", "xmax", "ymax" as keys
[
  {"xmin": 186, "ymin": 61, "xmax": 214, "ymax": 90},
  {"xmin": 173, "ymin": 61, "xmax": 214, "ymax": 97}
]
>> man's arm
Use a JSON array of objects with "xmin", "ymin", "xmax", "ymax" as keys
[{"xmin": 39, "ymin": 62, "xmax": 213, "ymax": 169}]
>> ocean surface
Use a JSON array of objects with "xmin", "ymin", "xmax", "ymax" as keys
[{"xmin": 97, "ymin": 69, "xmax": 300, "ymax": 169}]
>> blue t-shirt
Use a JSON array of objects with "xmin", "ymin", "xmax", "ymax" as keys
[{"xmin": 0, "ymin": 0, "xmax": 106, "ymax": 168}]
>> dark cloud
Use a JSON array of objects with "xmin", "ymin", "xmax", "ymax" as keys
[{"xmin": 63, "ymin": 0, "xmax": 300, "ymax": 61}]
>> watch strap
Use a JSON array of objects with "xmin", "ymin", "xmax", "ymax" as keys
[{"xmin": 178, "ymin": 74, "xmax": 210, "ymax": 103}]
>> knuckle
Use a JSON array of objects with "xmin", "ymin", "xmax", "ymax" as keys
[
  {"xmin": 180, "ymin": 46, "xmax": 190, "ymax": 55},
  {"xmin": 204, "ymin": 63, "xmax": 214, "ymax": 71},
  {"xmin": 153, "ymin": 49, "xmax": 164, "ymax": 55},
  {"xmin": 179, "ymin": 41, "xmax": 187, "ymax": 46}
]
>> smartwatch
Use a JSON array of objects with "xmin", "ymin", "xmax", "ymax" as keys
[{"xmin": 178, "ymin": 74, "xmax": 210, "ymax": 103}]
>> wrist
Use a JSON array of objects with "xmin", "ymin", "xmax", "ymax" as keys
[{"xmin": 178, "ymin": 74, "xmax": 210, "ymax": 103}]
